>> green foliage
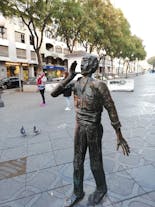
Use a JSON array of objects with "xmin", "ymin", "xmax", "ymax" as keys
[
  {"xmin": 0, "ymin": 0, "xmax": 61, "ymax": 68},
  {"xmin": 0, "ymin": 0, "xmax": 146, "ymax": 62},
  {"xmin": 53, "ymin": 0, "xmax": 85, "ymax": 53},
  {"xmin": 147, "ymin": 56, "xmax": 155, "ymax": 67},
  {"xmin": 122, "ymin": 35, "xmax": 146, "ymax": 61}
]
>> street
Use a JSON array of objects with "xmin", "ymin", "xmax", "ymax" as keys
[{"xmin": 0, "ymin": 73, "xmax": 155, "ymax": 207}]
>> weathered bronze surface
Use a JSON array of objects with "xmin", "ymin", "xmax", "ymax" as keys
[{"xmin": 51, "ymin": 54, "xmax": 130, "ymax": 206}]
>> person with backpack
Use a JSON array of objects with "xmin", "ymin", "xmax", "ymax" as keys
[{"xmin": 36, "ymin": 71, "xmax": 47, "ymax": 106}]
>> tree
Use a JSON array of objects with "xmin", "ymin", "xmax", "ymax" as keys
[
  {"xmin": 131, "ymin": 35, "xmax": 146, "ymax": 61},
  {"xmin": 147, "ymin": 56, "xmax": 155, "ymax": 68},
  {"xmin": 53, "ymin": 0, "xmax": 117, "ymax": 55},
  {"xmin": 0, "ymin": 0, "xmax": 60, "ymax": 70},
  {"xmin": 79, "ymin": 0, "xmax": 109, "ymax": 54},
  {"xmin": 53, "ymin": 0, "xmax": 85, "ymax": 53}
]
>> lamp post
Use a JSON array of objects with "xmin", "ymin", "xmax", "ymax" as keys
[{"xmin": 0, "ymin": 15, "xmax": 6, "ymax": 107}]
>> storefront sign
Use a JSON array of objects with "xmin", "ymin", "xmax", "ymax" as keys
[
  {"xmin": 5, "ymin": 62, "xmax": 29, "ymax": 67},
  {"xmin": 43, "ymin": 65, "xmax": 64, "ymax": 70}
]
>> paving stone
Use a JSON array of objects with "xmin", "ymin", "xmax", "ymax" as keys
[
  {"xmin": 26, "ymin": 151, "xmax": 56, "ymax": 173},
  {"xmin": 53, "ymin": 148, "xmax": 74, "ymax": 165},
  {"xmin": 26, "ymin": 166, "xmax": 61, "ymax": 194},
  {"xmin": 51, "ymin": 136, "xmax": 73, "ymax": 150},
  {"xmin": 103, "ymin": 151, "xmax": 147, "ymax": 174},
  {"xmin": 127, "ymin": 165, "xmax": 155, "ymax": 192},
  {"xmin": 27, "ymin": 133, "xmax": 50, "ymax": 145},
  {"xmin": 141, "ymin": 147, "xmax": 155, "ymax": 163},
  {"xmin": 0, "ymin": 146, "xmax": 27, "ymax": 162},
  {"xmin": 0, "ymin": 74, "xmax": 155, "ymax": 206},
  {"xmin": 114, "ymin": 192, "xmax": 155, "ymax": 207},
  {"xmin": 27, "ymin": 141, "xmax": 52, "ymax": 156},
  {"xmin": 106, "ymin": 170, "xmax": 146, "ymax": 203},
  {"xmin": 0, "ymin": 136, "xmax": 27, "ymax": 150},
  {"xmin": 0, "ymin": 175, "xmax": 26, "ymax": 204}
]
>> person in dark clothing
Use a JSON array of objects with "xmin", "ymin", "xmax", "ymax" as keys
[
  {"xmin": 63, "ymin": 71, "xmax": 72, "ymax": 110},
  {"xmin": 51, "ymin": 54, "xmax": 130, "ymax": 207}
]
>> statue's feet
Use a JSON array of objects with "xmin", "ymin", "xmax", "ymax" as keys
[
  {"xmin": 64, "ymin": 192, "xmax": 85, "ymax": 207},
  {"xmin": 87, "ymin": 189, "xmax": 107, "ymax": 206}
]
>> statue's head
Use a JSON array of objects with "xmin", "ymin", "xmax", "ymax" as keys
[{"xmin": 81, "ymin": 54, "xmax": 99, "ymax": 75}]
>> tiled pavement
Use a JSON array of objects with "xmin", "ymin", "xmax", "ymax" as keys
[{"xmin": 0, "ymin": 73, "xmax": 155, "ymax": 207}]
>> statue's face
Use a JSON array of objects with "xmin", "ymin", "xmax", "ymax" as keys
[
  {"xmin": 81, "ymin": 57, "xmax": 90, "ymax": 75},
  {"xmin": 81, "ymin": 55, "xmax": 98, "ymax": 75}
]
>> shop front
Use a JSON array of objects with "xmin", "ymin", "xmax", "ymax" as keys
[
  {"xmin": 43, "ymin": 65, "xmax": 65, "ymax": 80},
  {"xmin": 5, "ymin": 62, "xmax": 29, "ymax": 81}
]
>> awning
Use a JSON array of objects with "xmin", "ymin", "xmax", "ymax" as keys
[{"xmin": 43, "ymin": 65, "xmax": 65, "ymax": 70}]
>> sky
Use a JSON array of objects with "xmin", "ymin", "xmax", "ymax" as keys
[{"xmin": 112, "ymin": 0, "xmax": 155, "ymax": 58}]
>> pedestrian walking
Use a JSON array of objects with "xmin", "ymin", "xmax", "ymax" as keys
[
  {"xmin": 36, "ymin": 71, "xmax": 47, "ymax": 106},
  {"xmin": 51, "ymin": 54, "xmax": 130, "ymax": 207},
  {"xmin": 63, "ymin": 71, "xmax": 72, "ymax": 111}
]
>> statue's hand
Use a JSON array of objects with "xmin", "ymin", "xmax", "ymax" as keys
[
  {"xmin": 69, "ymin": 61, "xmax": 77, "ymax": 75},
  {"xmin": 117, "ymin": 136, "xmax": 130, "ymax": 156}
]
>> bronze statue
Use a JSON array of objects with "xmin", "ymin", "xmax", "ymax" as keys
[{"xmin": 51, "ymin": 54, "xmax": 130, "ymax": 207}]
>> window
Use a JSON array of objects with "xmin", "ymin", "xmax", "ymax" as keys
[
  {"xmin": 16, "ymin": 48, "xmax": 26, "ymax": 59},
  {"xmin": 41, "ymin": 53, "xmax": 45, "ymax": 62},
  {"xmin": 46, "ymin": 43, "xmax": 54, "ymax": 51},
  {"xmin": 55, "ymin": 46, "xmax": 62, "ymax": 53},
  {"xmin": 45, "ymin": 30, "xmax": 52, "ymax": 39},
  {"xmin": 31, "ymin": 51, "xmax": 36, "ymax": 60},
  {"xmin": 64, "ymin": 48, "xmax": 69, "ymax": 55},
  {"xmin": 0, "ymin": 45, "xmax": 9, "ymax": 57},
  {"xmin": 29, "ymin": 35, "xmax": 34, "ymax": 45},
  {"xmin": 0, "ymin": 28, "xmax": 7, "ymax": 39},
  {"xmin": 21, "ymin": 33, "xmax": 25, "ymax": 43},
  {"xmin": 15, "ymin": 31, "xmax": 25, "ymax": 43}
]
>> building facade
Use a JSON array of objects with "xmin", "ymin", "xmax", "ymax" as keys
[
  {"xmin": 0, "ymin": 16, "xmax": 79, "ymax": 81},
  {"xmin": 0, "ymin": 17, "xmax": 38, "ymax": 80}
]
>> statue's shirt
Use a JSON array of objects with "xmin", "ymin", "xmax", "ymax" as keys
[{"xmin": 73, "ymin": 77, "xmax": 103, "ymax": 125}]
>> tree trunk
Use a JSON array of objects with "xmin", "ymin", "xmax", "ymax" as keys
[
  {"xmin": 36, "ymin": 49, "xmax": 42, "ymax": 72},
  {"xmin": 118, "ymin": 58, "xmax": 121, "ymax": 75},
  {"xmin": 125, "ymin": 61, "xmax": 130, "ymax": 78},
  {"xmin": 111, "ymin": 57, "xmax": 113, "ymax": 75}
]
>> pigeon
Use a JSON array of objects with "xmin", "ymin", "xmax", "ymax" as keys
[
  {"xmin": 20, "ymin": 126, "xmax": 27, "ymax": 137},
  {"xmin": 33, "ymin": 126, "xmax": 40, "ymax": 136}
]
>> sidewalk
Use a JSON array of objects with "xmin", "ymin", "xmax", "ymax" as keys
[{"xmin": 0, "ymin": 74, "xmax": 155, "ymax": 207}]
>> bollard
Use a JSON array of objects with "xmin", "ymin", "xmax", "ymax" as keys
[{"xmin": 0, "ymin": 88, "xmax": 4, "ymax": 107}]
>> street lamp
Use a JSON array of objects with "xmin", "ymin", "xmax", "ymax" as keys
[
  {"xmin": 0, "ymin": 15, "xmax": 6, "ymax": 107},
  {"xmin": 0, "ymin": 15, "xmax": 6, "ymax": 38}
]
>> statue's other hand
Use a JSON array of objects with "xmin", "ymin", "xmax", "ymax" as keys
[
  {"xmin": 117, "ymin": 136, "xmax": 130, "ymax": 156},
  {"xmin": 69, "ymin": 61, "xmax": 77, "ymax": 74}
]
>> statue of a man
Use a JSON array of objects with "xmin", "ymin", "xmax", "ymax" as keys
[{"xmin": 51, "ymin": 54, "xmax": 130, "ymax": 206}]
